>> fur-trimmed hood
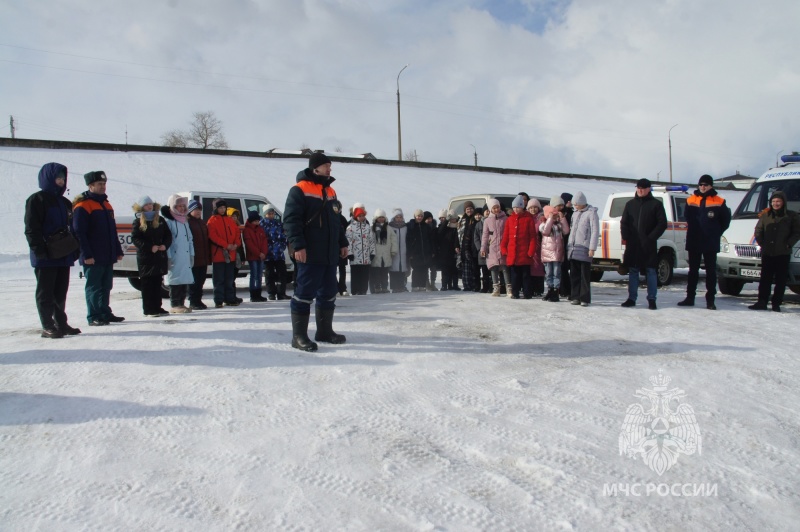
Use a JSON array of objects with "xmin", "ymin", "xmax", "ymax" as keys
[{"xmin": 132, "ymin": 202, "xmax": 162, "ymax": 229}]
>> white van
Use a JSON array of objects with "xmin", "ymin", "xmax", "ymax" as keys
[
  {"xmin": 114, "ymin": 191, "xmax": 293, "ymax": 292},
  {"xmin": 448, "ymin": 193, "xmax": 550, "ymax": 216},
  {"xmin": 592, "ymin": 186, "xmax": 692, "ymax": 285},
  {"xmin": 716, "ymin": 154, "xmax": 800, "ymax": 295}
]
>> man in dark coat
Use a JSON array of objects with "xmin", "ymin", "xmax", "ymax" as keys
[
  {"xmin": 749, "ymin": 190, "xmax": 800, "ymax": 312},
  {"xmin": 678, "ymin": 174, "xmax": 731, "ymax": 310},
  {"xmin": 406, "ymin": 209, "xmax": 436, "ymax": 291},
  {"xmin": 283, "ymin": 153, "xmax": 349, "ymax": 351},
  {"xmin": 72, "ymin": 170, "xmax": 125, "ymax": 325},
  {"xmin": 620, "ymin": 179, "xmax": 668, "ymax": 310},
  {"xmin": 24, "ymin": 162, "xmax": 81, "ymax": 338}
]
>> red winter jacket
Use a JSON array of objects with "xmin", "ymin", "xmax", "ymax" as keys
[
  {"xmin": 500, "ymin": 210, "xmax": 538, "ymax": 266},
  {"xmin": 243, "ymin": 222, "xmax": 268, "ymax": 261},
  {"xmin": 207, "ymin": 214, "xmax": 241, "ymax": 263}
]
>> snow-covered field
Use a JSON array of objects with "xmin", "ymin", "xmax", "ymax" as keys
[{"xmin": 1, "ymin": 147, "xmax": 797, "ymax": 531}]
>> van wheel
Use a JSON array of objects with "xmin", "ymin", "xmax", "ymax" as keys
[
  {"xmin": 718, "ymin": 277, "xmax": 745, "ymax": 296},
  {"xmin": 656, "ymin": 250, "xmax": 674, "ymax": 286},
  {"xmin": 590, "ymin": 270, "xmax": 604, "ymax": 282}
]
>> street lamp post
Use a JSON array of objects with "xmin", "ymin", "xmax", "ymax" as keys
[
  {"xmin": 668, "ymin": 124, "xmax": 678, "ymax": 183},
  {"xmin": 776, "ymin": 150, "xmax": 784, "ymax": 167},
  {"xmin": 396, "ymin": 64, "xmax": 408, "ymax": 161},
  {"xmin": 470, "ymin": 144, "xmax": 477, "ymax": 167}
]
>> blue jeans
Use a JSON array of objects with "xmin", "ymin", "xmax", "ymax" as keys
[
  {"xmin": 544, "ymin": 261, "xmax": 562, "ymax": 289},
  {"xmin": 83, "ymin": 264, "xmax": 114, "ymax": 322},
  {"xmin": 628, "ymin": 267, "xmax": 658, "ymax": 301},
  {"xmin": 291, "ymin": 263, "xmax": 338, "ymax": 314},
  {"xmin": 249, "ymin": 260, "xmax": 264, "ymax": 291}
]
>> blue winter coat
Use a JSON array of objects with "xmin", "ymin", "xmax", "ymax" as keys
[
  {"xmin": 24, "ymin": 162, "xmax": 77, "ymax": 268},
  {"xmin": 161, "ymin": 206, "xmax": 195, "ymax": 285},
  {"xmin": 72, "ymin": 190, "xmax": 124, "ymax": 266},
  {"xmin": 260, "ymin": 217, "xmax": 288, "ymax": 261}
]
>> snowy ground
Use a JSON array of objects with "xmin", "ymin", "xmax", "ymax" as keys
[{"xmin": 1, "ymin": 147, "xmax": 797, "ymax": 530}]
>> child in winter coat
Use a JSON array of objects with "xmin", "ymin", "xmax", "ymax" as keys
[
  {"xmin": 345, "ymin": 206, "xmax": 376, "ymax": 295},
  {"xmin": 370, "ymin": 209, "xmax": 397, "ymax": 294},
  {"xmin": 539, "ymin": 196, "xmax": 570, "ymax": 302},
  {"xmin": 473, "ymin": 207, "xmax": 491, "ymax": 292},
  {"xmin": 131, "ymin": 196, "xmax": 171, "ymax": 317},
  {"xmin": 566, "ymin": 191, "xmax": 599, "ymax": 306},
  {"xmin": 260, "ymin": 204, "xmax": 289, "ymax": 300},
  {"xmin": 424, "ymin": 211, "xmax": 440, "ymax": 291},
  {"xmin": 187, "ymin": 200, "xmax": 211, "ymax": 310},
  {"xmin": 162, "ymin": 194, "xmax": 195, "ymax": 313},
  {"xmin": 527, "ymin": 199, "xmax": 546, "ymax": 296},
  {"xmin": 207, "ymin": 199, "xmax": 242, "ymax": 307},
  {"xmin": 388, "ymin": 208, "xmax": 409, "ymax": 293},
  {"xmin": 243, "ymin": 211, "xmax": 268, "ymax": 302},
  {"xmin": 500, "ymin": 195, "xmax": 537, "ymax": 299},
  {"xmin": 481, "ymin": 199, "xmax": 511, "ymax": 297},
  {"xmin": 436, "ymin": 211, "xmax": 460, "ymax": 290}
]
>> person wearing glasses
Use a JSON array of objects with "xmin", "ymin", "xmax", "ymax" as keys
[{"xmin": 678, "ymin": 175, "xmax": 731, "ymax": 310}]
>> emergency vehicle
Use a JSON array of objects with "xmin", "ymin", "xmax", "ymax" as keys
[
  {"xmin": 716, "ymin": 153, "xmax": 800, "ymax": 295},
  {"xmin": 592, "ymin": 186, "xmax": 692, "ymax": 285}
]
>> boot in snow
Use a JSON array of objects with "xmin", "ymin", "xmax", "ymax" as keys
[
  {"xmin": 314, "ymin": 307, "xmax": 346, "ymax": 344},
  {"xmin": 291, "ymin": 312, "xmax": 318, "ymax": 351}
]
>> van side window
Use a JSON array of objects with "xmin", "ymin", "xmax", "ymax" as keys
[
  {"xmin": 674, "ymin": 197, "xmax": 687, "ymax": 222},
  {"xmin": 609, "ymin": 198, "xmax": 629, "ymax": 218}
]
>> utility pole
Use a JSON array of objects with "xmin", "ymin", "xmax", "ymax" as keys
[
  {"xmin": 668, "ymin": 124, "xmax": 678, "ymax": 183},
  {"xmin": 470, "ymin": 144, "xmax": 477, "ymax": 167},
  {"xmin": 10, "ymin": 116, "xmax": 15, "ymax": 139},
  {"xmin": 125, "ymin": 124, "xmax": 128, "ymax": 145},
  {"xmin": 396, "ymin": 64, "xmax": 408, "ymax": 161}
]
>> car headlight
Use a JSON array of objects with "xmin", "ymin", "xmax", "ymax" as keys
[{"xmin": 720, "ymin": 236, "xmax": 729, "ymax": 253}]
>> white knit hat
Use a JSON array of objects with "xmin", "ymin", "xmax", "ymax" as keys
[
  {"xmin": 392, "ymin": 208, "xmax": 404, "ymax": 220},
  {"xmin": 373, "ymin": 208, "xmax": 387, "ymax": 220}
]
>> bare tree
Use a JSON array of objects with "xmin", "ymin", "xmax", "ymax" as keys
[
  {"xmin": 160, "ymin": 129, "xmax": 188, "ymax": 148},
  {"xmin": 161, "ymin": 111, "xmax": 229, "ymax": 149},
  {"xmin": 403, "ymin": 149, "xmax": 418, "ymax": 162}
]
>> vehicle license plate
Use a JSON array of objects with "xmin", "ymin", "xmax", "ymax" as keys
[{"xmin": 740, "ymin": 269, "xmax": 761, "ymax": 278}]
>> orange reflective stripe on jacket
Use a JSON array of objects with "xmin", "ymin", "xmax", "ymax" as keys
[{"xmin": 295, "ymin": 180, "xmax": 336, "ymax": 201}]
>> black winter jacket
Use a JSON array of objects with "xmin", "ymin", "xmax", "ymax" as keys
[
  {"xmin": 406, "ymin": 219, "xmax": 435, "ymax": 268},
  {"xmin": 283, "ymin": 169, "xmax": 348, "ymax": 265},
  {"xmin": 131, "ymin": 211, "xmax": 172, "ymax": 278},
  {"xmin": 620, "ymin": 192, "xmax": 668, "ymax": 269},
  {"xmin": 24, "ymin": 162, "xmax": 78, "ymax": 268},
  {"xmin": 685, "ymin": 189, "xmax": 731, "ymax": 253}
]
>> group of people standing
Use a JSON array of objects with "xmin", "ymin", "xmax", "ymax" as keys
[{"xmin": 23, "ymin": 157, "xmax": 800, "ymax": 345}]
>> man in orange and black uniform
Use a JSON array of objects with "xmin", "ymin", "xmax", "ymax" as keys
[
  {"xmin": 678, "ymin": 174, "xmax": 731, "ymax": 310},
  {"xmin": 283, "ymin": 153, "xmax": 349, "ymax": 351}
]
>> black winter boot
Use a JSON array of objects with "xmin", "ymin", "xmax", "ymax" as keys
[
  {"xmin": 314, "ymin": 307, "xmax": 346, "ymax": 344},
  {"xmin": 250, "ymin": 290, "xmax": 267, "ymax": 302},
  {"xmin": 677, "ymin": 296, "xmax": 695, "ymax": 307},
  {"xmin": 291, "ymin": 312, "xmax": 318, "ymax": 351}
]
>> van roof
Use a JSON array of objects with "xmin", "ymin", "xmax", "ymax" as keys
[{"xmin": 177, "ymin": 191, "xmax": 268, "ymax": 200}]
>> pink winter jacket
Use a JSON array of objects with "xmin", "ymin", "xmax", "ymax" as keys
[
  {"xmin": 539, "ymin": 208, "xmax": 570, "ymax": 263},
  {"xmin": 480, "ymin": 211, "xmax": 507, "ymax": 269}
]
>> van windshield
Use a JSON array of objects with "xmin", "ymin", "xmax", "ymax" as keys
[{"xmin": 734, "ymin": 179, "xmax": 800, "ymax": 219}]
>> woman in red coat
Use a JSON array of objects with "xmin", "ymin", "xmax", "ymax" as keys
[
  {"xmin": 243, "ymin": 211, "xmax": 269, "ymax": 302},
  {"xmin": 500, "ymin": 195, "xmax": 538, "ymax": 299}
]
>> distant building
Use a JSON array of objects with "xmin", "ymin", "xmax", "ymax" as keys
[
  {"xmin": 266, "ymin": 148, "xmax": 376, "ymax": 160},
  {"xmin": 715, "ymin": 171, "xmax": 757, "ymax": 190}
]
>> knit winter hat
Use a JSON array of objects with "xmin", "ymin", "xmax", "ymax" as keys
[
  {"xmin": 512, "ymin": 195, "xmax": 526, "ymax": 209},
  {"xmin": 308, "ymin": 152, "xmax": 332, "ymax": 169},
  {"xmin": 698, "ymin": 174, "xmax": 714, "ymax": 186},
  {"xmin": 561, "ymin": 192, "xmax": 573, "ymax": 204},
  {"xmin": 354, "ymin": 207, "xmax": 367, "ymax": 218},
  {"xmin": 262, "ymin": 203, "xmax": 276, "ymax": 215},
  {"xmin": 549, "ymin": 195, "xmax": 565, "ymax": 207},
  {"xmin": 572, "ymin": 191, "xmax": 587, "ymax": 206},
  {"xmin": 423, "ymin": 211, "xmax": 433, "ymax": 221},
  {"xmin": 447, "ymin": 210, "xmax": 459, "ymax": 221},
  {"xmin": 137, "ymin": 195, "xmax": 153, "ymax": 207},
  {"xmin": 463, "ymin": 201, "xmax": 475, "ymax": 210},
  {"xmin": 188, "ymin": 199, "xmax": 201, "ymax": 213},
  {"xmin": 168, "ymin": 194, "xmax": 187, "ymax": 210},
  {"xmin": 487, "ymin": 198, "xmax": 500, "ymax": 210},
  {"xmin": 373, "ymin": 208, "xmax": 387, "ymax": 220},
  {"xmin": 438, "ymin": 208, "xmax": 447, "ymax": 219},
  {"xmin": 413, "ymin": 208, "xmax": 424, "ymax": 218},
  {"xmin": 392, "ymin": 208, "xmax": 404, "ymax": 220},
  {"xmin": 212, "ymin": 198, "xmax": 227, "ymax": 211},
  {"xmin": 247, "ymin": 211, "xmax": 261, "ymax": 223},
  {"xmin": 84, "ymin": 171, "xmax": 107, "ymax": 186},
  {"xmin": 527, "ymin": 198, "xmax": 542, "ymax": 210}
]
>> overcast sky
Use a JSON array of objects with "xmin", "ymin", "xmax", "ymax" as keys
[{"xmin": 2, "ymin": 0, "xmax": 798, "ymax": 181}]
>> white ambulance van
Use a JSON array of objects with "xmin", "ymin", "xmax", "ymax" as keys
[
  {"xmin": 592, "ymin": 186, "xmax": 692, "ymax": 285},
  {"xmin": 716, "ymin": 154, "xmax": 800, "ymax": 295}
]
